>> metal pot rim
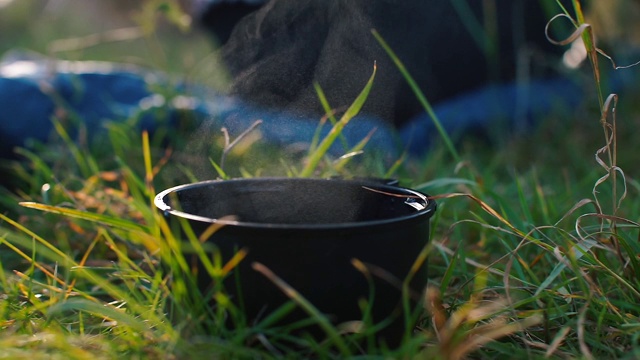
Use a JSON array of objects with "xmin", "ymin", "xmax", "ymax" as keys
[{"xmin": 154, "ymin": 177, "xmax": 437, "ymax": 230}]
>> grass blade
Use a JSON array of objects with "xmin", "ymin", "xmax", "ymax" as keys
[
  {"xmin": 18, "ymin": 202, "xmax": 149, "ymax": 233},
  {"xmin": 311, "ymin": 82, "xmax": 349, "ymax": 153},
  {"xmin": 371, "ymin": 29, "xmax": 461, "ymax": 163},
  {"xmin": 209, "ymin": 158, "xmax": 228, "ymax": 179},
  {"xmin": 300, "ymin": 63, "xmax": 376, "ymax": 177},
  {"xmin": 252, "ymin": 262, "xmax": 352, "ymax": 357},
  {"xmin": 332, "ymin": 127, "xmax": 376, "ymax": 172}
]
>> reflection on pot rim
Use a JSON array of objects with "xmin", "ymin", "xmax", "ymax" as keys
[{"xmin": 154, "ymin": 178, "xmax": 436, "ymax": 230}]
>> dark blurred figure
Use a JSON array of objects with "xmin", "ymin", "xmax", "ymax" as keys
[
  {"xmin": 198, "ymin": 0, "xmax": 570, "ymax": 128},
  {"xmin": 0, "ymin": 0, "xmax": 578, "ymax": 178},
  {"xmin": 196, "ymin": 0, "xmax": 266, "ymax": 45}
]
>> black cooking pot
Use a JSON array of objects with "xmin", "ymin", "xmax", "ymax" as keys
[{"xmin": 155, "ymin": 177, "xmax": 436, "ymax": 341}]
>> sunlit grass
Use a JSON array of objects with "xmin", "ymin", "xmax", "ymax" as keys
[{"xmin": 2, "ymin": 0, "xmax": 640, "ymax": 358}]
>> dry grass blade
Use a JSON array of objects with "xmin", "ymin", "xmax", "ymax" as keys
[
  {"xmin": 554, "ymin": 198, "xmax": 599, "ymax": 227},
  {"xmin": 434, "ymin": 241, "xmax": 508, "ymax": 278},
  {"xmin": 350, "ymin": 258, "xmax": 371, "ymax": 281},
  {"xmin": 423, "ymin": 286, "xmax": 543, "ymax": 360},
  {"xmin": 349, "ymin": 261, "xmax": 412, "ymax": 298},
  {"xmin": 545, "ymin": 10, "xmax": 602, "ymax": 96},
  {"xmin": 545, "ymin": 326, "xmax": 571, "ymax": 358},
  {"xmin": 545, "ymin": 14, "xmax": 588, "ymax": 46},
  {"xmin": 219, "ymin": 119, "xmax": 263, "ymax": 173},
  {"xmin": 361, "ymin": 186, "xmax": 424, "ymax": 199},
  {"xmin": 197, "ymin": 215, "xmax": 240, "ymax": 243},
  {"xmin": 424, "ymin": 287, "xmax": 447, "ymax": 338},
  {"xmin": 429, "ymin": 193, "xmax": 526, "ymax": 237},
  {"xmin": 575, "ymin": 213, "xmax": 640, "ymax": 243},
  {"xmin": 220, "ymin": 248, "xmax": 248, "ymax": 276},
  {"xmin": 593, "ymin": 94, "xmax": 627, "ymax": 217},
  {"xmin": 533, "ymin": 230, "xmax": 599, "ymax": 299},
  {"xmin": 594, "ymin": 48, "xmax": 640, "ymax": 70},
  {"xmin": 577, "ymin": 304, "xmax": 594, "ymax": 360},
  {"xmin": 251, "ymin": 262, "xmax": 351, "ymax": 356},
  {"xmin": 450, "ymin": 314, "xmax": 543, "ymax": 360}
]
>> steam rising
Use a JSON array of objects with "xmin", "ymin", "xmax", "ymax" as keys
[
  {"xmin": 178, "ymin": 0, "xmax": 566, "ymax": 179},
  {"xmin": 216, "ymin": 0, "xmax": 560, "ymax": 126}
]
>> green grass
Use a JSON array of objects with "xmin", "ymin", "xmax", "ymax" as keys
[{"xmin": 2, "ymin": 0, "xmax": 640, "ymax": 358}]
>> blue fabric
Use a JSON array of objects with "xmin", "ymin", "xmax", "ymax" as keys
[
  {"xmin": 210, "ymin": 99, "xmax": 397, "ymax": 153},
  {"xmin": 401, "ymin": 78, "xmax": 584, "ymax": 154},
  {"xmin": 0, "ymin": 53, "xmax": 397, "ymax": 158},
  {"xmin": 0, "ymin": 76, "xmax": 55, "ymax": 149},
  {"xmin": 0, "ymin": 56, "xmax": 187, "ymax": 156},
  {"xmin": 0, "ymin": 52, "xmax": 589, "ymax": 160}
]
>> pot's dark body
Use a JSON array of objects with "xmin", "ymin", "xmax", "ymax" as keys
[{"xmin": 155, "ymin": 178, "xmax": 436, "ymax": 342}]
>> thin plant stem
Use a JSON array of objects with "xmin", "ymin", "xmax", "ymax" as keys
[{"xmin": 371, "ymin": 29, "xmax": 461, "ymax": 164}]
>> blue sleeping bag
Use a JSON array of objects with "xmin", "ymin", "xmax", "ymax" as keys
[
  {"xmin": 0, "ymin": 52, "xmax": 397, "ymax": 159},
  {"xmin": 0, "ymin": 51, "xmax": 585, "ymax": 160}
]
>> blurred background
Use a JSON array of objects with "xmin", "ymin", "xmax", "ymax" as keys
[
  {"xmin": 0, "ymin": 0, "xmax": 229, "ymax": 84},
  {"xmin": 2, "ymin": 0, "xmax": 640, "ymax": 172}
]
